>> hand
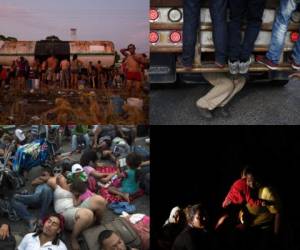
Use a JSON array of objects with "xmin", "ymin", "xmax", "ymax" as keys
[
  {"xmin": 289, "ymin": 72, "xmax": 300, "ymax": 79},
  {"xmin": 0, "ymin": 224, "xmax": 9, "ymax": 240},
  {"xmin": 222, "ymin": 200, "xmax": 231, "ymax": 208}
]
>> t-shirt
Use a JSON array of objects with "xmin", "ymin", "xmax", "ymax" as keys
[
  {"xmin": 246, "ymin": 186, "xmax": 281, "ymax": 228},
  {"xmin": 18, "ymin": 233, "xmax": 67, "ymax": 250},
  {"xmin": 83, "ymin": 166, "xmax": 95, "ymax": 176},
  {"xmin": 121, "ymin": 169, "xmax": 138, "ymax": 194},
  {"xmin": 73, "ymin": 125, "xmax": 89, "ymax": 136}
]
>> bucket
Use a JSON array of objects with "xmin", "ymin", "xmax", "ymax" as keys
[
  {"xmin": 111, "ymin": 96, "xmax": 125, "ymax": 115},
  {"xmin": 127, "ymin": 98, "xmax": 143, "ymax": 111}
]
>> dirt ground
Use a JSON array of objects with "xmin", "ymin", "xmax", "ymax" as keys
[{"xmin": 0, "ymin": 86, "xmax": 149, "ymax": 124}]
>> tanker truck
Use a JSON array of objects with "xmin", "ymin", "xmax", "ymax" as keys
[{"xmin": 0, "ymin": 39, "xmax": 116, "ymax": 68}]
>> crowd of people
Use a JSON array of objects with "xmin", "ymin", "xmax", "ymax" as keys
[
  {"xmin": 157, "ymin": 167, "xmax": 281, "ymax": 250},
  {"xmin": 0, "ymin": 125, "xmax": 150, "ymax": 250},
  {"xmin": 181, "ymin": 0, "xmax": 300, "ymax": 118},
  {"xmin": 0, "ymin": 43, "xmax": 149, "ymax": 97}
]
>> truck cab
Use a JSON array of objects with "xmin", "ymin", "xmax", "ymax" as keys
[{"xmin": 149, "ymin": 0, "xmax": 300, "ymax": 85}]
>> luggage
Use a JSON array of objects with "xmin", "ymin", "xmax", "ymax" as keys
[{"xmin": 79, "ymin": 217, "xmax": 141, "ymax": 250}]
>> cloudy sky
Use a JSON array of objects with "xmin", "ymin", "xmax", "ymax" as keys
[{"xmin": 0, "ymin": 0, "xmax": 148, "ymax": 53}]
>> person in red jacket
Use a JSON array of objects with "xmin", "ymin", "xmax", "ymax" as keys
[{"xmin": 222, "ymin": 167, "xmax": 263, "ymax": 208}]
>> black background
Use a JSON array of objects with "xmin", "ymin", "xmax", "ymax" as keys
[{"xmin": 151, "ymin": 126, "xmax": 300, "ymax": 249}]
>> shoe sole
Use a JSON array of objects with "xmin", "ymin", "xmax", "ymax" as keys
[
  {"xmin": 256, "ymin": 60, "xmax": 279, "ymax": 70},
  {"xmin": 291, "ymin": 64, "xmax": 300, "ymax": 70}
]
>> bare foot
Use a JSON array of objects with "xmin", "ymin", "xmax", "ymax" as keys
[
  {"xmin": 123, "ymin": 193, "xmax": 130, "ymax": 203},
  {"xmin": 71, "ymin": 237, "xmax": 80, "ymax": 250}
]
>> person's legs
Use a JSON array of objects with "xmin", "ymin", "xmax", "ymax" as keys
[
  {"xmin": 228, "ymin": 0, "xmax": 247, "ymax": 61},
  {"xmin": 38, "ymin": 184, "xmax": 53, "ymax": 220},
  {"xmin": 196, "ymin": 72, "xmax": 234, "ymax": 110},
  {"xmin": 71, "ymin": 208, "xmax": 94, "ymax": 250},
  {"xmin": 108, "ymin": 186, "xmax": 130, "ymax": 202},
  {"xmin": 266, "ymin": 0, "xmax": 296, "ymax": 63},
  {"xmin": 240, "ymin": 0, "xmax": 266, "ymax": 62},
  {"xmin": 182, "ymin": 0, "xmax": 201, "ymax": 67},
  {"xmin": 10, "ymin": 198, "xmax": 34, "ymax": 222},
  {"xmin": 209, "ymin": 0, "xmax": 229, "ymax": 65},
  {"xmin": 83, "ymin": 133, "xmax": 90, "ymax": 148},
  {"xmin": 71, "ymin": 134, "xmax": 77, "ymax": 152},
  {"xmin": 219, "ymin": 75, "xmax": 246, "ymax": 107},
  {"xmin": 81, "ymin": 195, "xmax": 107, "ymax": 224}
]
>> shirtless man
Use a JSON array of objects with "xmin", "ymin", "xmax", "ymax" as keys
[
  {"xmin": 47, "ymin": 55, "xmax": 58, "ymax": 85},
  {"xmin": 96, "ymin": 60, "xmax": 104, "ymax": 89},
  {"xmin": 121, "ymin": 44, "xmax": 146, "ymax": 96},
  {"xmin": 60, "ymin": 59, "xmax": 70, "ymax": 89}
]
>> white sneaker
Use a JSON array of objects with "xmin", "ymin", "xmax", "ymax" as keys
[
  {"xmin": 239, "ymin": 58, "xmax": 252, "ymax": 74},
  {"xmin": 228, "ymin": 60, "xmax": 239, "ymax": 75}
]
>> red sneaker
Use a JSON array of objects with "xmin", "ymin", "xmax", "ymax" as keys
[{"xmin": 256, "ymin": 55, "xmax": 279, "ymax": 70}]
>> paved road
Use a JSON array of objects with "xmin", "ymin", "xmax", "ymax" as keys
[
  {"xmin": 3, "ymin": 135, "xmax": 149, "ymax": 248},
  {"xmin": 150, "ymin": 79, "xmax": 300, "ymax": 125}
]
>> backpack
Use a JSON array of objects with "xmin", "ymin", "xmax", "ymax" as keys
[
  {"xmin": 0, "ymin": 235, "xmax": 16, "ymax": 250},
  {"xmin": 79, "ymin": 217, "xmax": 141, "ymax": 250}
]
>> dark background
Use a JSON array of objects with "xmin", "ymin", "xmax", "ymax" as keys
[{"xmin": 151, "ymin": 126, "xmax": 300, "ymax": 249}]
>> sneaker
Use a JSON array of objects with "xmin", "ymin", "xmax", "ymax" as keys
[
  {"xmin": 177, "ymin": 56, "xmax": 193, "ymax": 71},
  {"xmin": 228, "ymin": 60, "xmax": 239, "ymax": 75},
  {"xmin": 291, "ymin": 60, "xmax": 300, "ymax": 70},
  {"xmin": 239, "ymin": 58, "xmax": 252, "ymax": 74},
  {"xmin": 218, "ymin": 107, "xmax": 230, "ymax": 118},
  {"xmin": 196, "ymin": 106, "xmax": 213, "ymax": 119},
  {"xmin": 256, "ymin": 55, "xmax": 279, "ymax": 70},
  {"xmin": 215, "ymin": 61, "xmax": 225, "ymax": 68}
]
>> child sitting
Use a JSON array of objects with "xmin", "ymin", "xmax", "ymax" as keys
[{"xmin": 108, "ymin": 152, "xmax": 142, "ymax": 202}]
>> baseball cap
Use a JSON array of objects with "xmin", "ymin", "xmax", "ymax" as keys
[
  {"xmin": 15, "ymin": 129, "xmax": 25, "ymax": 142},
  {"xmin": 71, "ymin": 164, "xmax": 83, "ymax": 174}
]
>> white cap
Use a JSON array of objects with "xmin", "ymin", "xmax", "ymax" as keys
[
  {"xmin": 15, "ymin": 129, "xmax": 25, "ymax": 142},
  {"xmin": 71, "ymin": 164, "xmax": 83, "ymax": 174}
]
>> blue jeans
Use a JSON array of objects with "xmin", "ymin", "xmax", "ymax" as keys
[
  {"xmin": 71, "ymin": 134, "xmax": 90, "ymax": 151},
  {"xmin": 210, "ymin": 0, "xmax": 229, "ymax": 64},
  {"xmin": 11, "ymin": 184, "xmax": 53, "ymax": 221},
  {"xmin": 228, "ymin": 0, "xmax": 266, "ymax": 61},
  {"xmin": 182, "ymin": 0, "xmax": 201, "ymax": 66},
  {"xmin": 266, "ymin": 0, "xmax": 299, "ymax": 64}
]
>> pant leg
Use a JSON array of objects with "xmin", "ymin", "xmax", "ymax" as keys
[
  {"xmin": 182, "ymin": 0, "xmax": 201, "ymax": 66},
  {"xmin": 228, "ymin": 0, "xmax": 247, "ymax": 61},
  {"xmin": 197, "ymin": 72, "xmax": 234, "ymax": 110},
  {"xmin": 210, "ymin": 0, "xmax": 229, "ymax": 64},
  {"xmin": 240, "ymin": 0, "xmax": 266, "ymax": 61},
  {"xmin": 71, "ymin": 134, "xmax": 77, "ymax": 151},
  {"xmin": 220, "ymin": 75, "xmax": 246, "ymax": 107},
  {"xmin": 38, "ymin": 184, "xmax": 53, "ymax": 220},
  {"xmin": 84, "ymin": 133, "xmax": 90, "ymax": 148},
  {"xmin": 266, "ymin": 0, "xmax": 296, "ymax": 63},
  {"xmin": 10, "ymin": 199, "xmax": 34, "ymax": 221}
]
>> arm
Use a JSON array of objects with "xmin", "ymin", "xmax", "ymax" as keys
[
  {"xmin": 31, "ymin": 176, "xmax": 49, "ymax": 186},
  {"xmin": 73, "ymin": 195, "xmax": 82, "ymax": 207},
  {"xmin": 93, "ymin": 126, "xmax": 101, "ymax": 148},
  {"xmin": 0, "ymin": 224, "xmax": 9, "ymax": 240},
  {"xmin": 120, "ymin": 48, "xmax": 129, "ymax": 57}
]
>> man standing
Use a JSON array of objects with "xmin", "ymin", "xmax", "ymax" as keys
[
  {"xmin": 228, "ymin": 0, "xmax": 266, "ymax": 74},
  {"xmin": 60, "ymin": 58, "xmax": 70, "ymax": 89},
  {"xmin": 180, "ymin": 0, "xmax": 201, "ymax": 70},
  {"xmin": 256, "ymin": 0, "xmax": 300, "ymax": 70},
  {"xmin": 121, "ymin": 44, "xmax": 146, "ymax": 96}
]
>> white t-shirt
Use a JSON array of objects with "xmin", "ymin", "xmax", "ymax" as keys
[{"xmin": 18, "ymin": 233, "xmax": 67, "ymax": 250}]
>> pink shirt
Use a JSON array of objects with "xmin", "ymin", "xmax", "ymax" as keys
[{"xmin": 79, "ymin": 189, "xmax": 94, "ymax": 202}]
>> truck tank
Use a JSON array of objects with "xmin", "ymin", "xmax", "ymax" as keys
[{"xmin": 0, "ymin": 40, "xmax": 115, "ymax": 68}]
